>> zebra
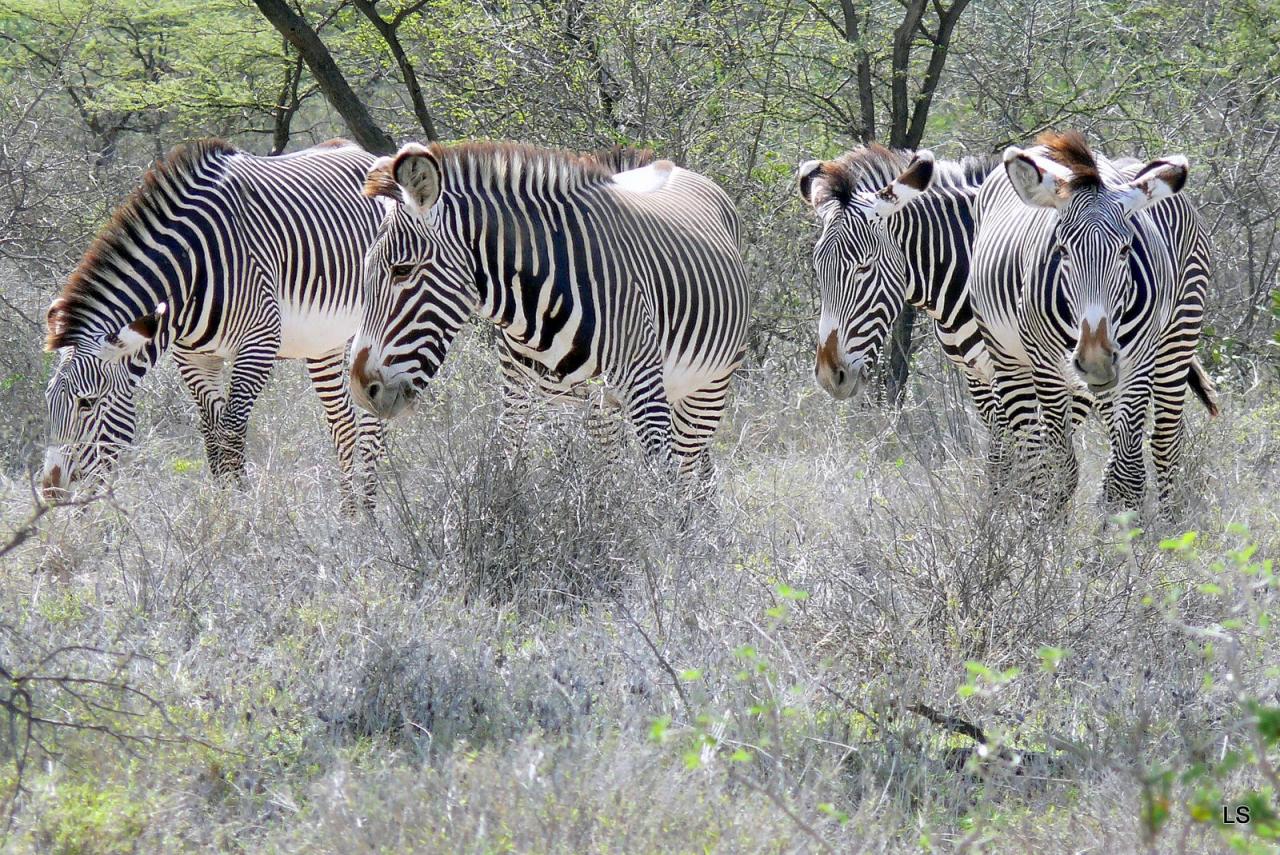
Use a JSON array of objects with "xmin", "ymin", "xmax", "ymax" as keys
[
  {"xmin": 968, "ymin": 130, "xmax": 1215, "ymax": 511},
  {"xmin": 796, "ymin": 143, "xmax": 1217, "ymax": 500},
  {"xmin": 348, "ymin": 141, "xmax": 750, "ymax": 478},
  {"xmin": 796, "ymin": 145, "xmax": 1010, "ymax": 437},
  {"xmin": 41, "ymin": 138, "xmax": 387, "ymax": 510}
]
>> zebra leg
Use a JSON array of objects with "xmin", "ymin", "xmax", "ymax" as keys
[
  {"xmin": 1070, "ymin": 386, "xmax": 1094, "ymax": 430},
  {"xmin": 306, "ymin": 348, "xmax": 376, "ymax": 514},
  {"xmin": 212, "ymin": 342, "xmax": 278, "ymax": 485},
  {"xmin": 620, "ymin": 363, "xmax": 675, "ymax": 474},
  {"xmin": 1099, "ymin": 376, "xmax": 1155, "ymax": 514},
  {"xmin": 671, "ymin": 373, "xmax": 735, "ymax": 492},
  {"xmin": 1031, "ymin": 365, "xmax": 1079, "ymax": 514},
  {"xmin": 172, "ymin": 348, "xmax": 228, "ymax": 476},
  {"xmin": 987, "ymin": 361, "xmax": 1040, "ymax": 497}
]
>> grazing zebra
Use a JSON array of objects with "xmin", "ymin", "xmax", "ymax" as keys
[
  {"xmin": 968, "ymin": 130, "xmax": 1214, "ymax": 510},
  {"xmin": 796, "ymin": 144, "xmax": 1217, "ymax": 501},
  {"xmin": 41, "ymin": 138, "xmax": 387, "ymax": 509},
  {"xmin": 349, "ymin": 141, "xmax": 750, "ymax": 477}
]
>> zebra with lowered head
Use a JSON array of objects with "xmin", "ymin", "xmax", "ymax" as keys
[
  {"xmin": 349, "ymin": 141, "xmax": 751, "ymax": 479},
  {"xmin": 41, "ymin": 138, "xmax": 387, "ymax": 510}
]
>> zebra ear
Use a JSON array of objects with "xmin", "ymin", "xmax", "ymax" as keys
[
  {"xmin": 1120, "ymin": 155, "xmax": 1188, "ymax": 215},
  {"xmin": 797, "ymin": 160, "xmax": 825, "ymax": 207},
  {"xmin": 392, "ymin": 144, "xmax": 442, "ymax": 214},
  {"xmin": 98, "ymin": 302, "xmax": 166, "ymax": 362},
  {"xmin": 868, "ymin": 150, "xmax": 935, "ymax": 220},
  {"xmin": 1003, "ymin": 146, "xmax": 1072, "ymax": 209}
]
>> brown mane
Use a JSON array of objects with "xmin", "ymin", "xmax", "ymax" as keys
[
  {"xmin": 46, "ymin": 139, "xmax": 238, "ymax": 351},
  {"xmin": 814, "ymin": 144, "xmax": 912, "ymax": 208},
  {"xmin": 436, "ymin": 140, "xmax": 654, "ymax": 192},
  {"xmin": 1035, "ymin": 129, "xmax": 1102, "ymax": 191}
]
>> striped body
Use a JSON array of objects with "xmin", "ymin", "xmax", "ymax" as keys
[
  {"xmin": 42, "ymin": 139, "xmax": 386, "ymax": 508},
  {"xmin": 352, "ymin": 142, "xmax": 750, "ymax": 475},
  {"xmin": 968, "ymin": 132, "xmax": 1212, "ymax": 510}
]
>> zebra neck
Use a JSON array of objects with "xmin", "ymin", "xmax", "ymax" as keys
[
  {"xmin": 463, "ymin": 192, "xmax": 590, "ymax": 354},
  {"xmin": 890, "ymin": 182, "xmax": 979, "ymax": 329}
]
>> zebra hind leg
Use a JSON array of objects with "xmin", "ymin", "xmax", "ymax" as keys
[{"xmin": 671, "ymin": 374, "xmax": 735, "ymax": 500}]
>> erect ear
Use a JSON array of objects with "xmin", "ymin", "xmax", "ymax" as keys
[
  {"xmin": 392, "ymin": 143, "xmax": 442, "ymax": 214},
  {"xmin": 98, "ymin": 302, "xmax": 166, "ymax": 362},
  {"xmin": 363, "ymin": 156, "xmax": 399, "ymax": 201},
  {"xmin": 1003, "ymin": 146, "xmax": 1073, "ymax": 209},
  {"xmin": 868, "ymin": 149, "xmax": 935, "ymax": 220},
  {"xmin": 45, "ymin": 296, "xmax": 70, "ymax": 352},
  {"xmin": 797, "ymin": 159, "xmax": 826, "ymax": 207},
  {"xmin": 1120, "ymin": 155, "xmax": 1188, "ymax": 216}
]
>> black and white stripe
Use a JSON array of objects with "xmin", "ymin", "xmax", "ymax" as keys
[
  {"xmin": 43, "ymin": 139, "xmax": 386, "ymax": 508},
  {"xmin": 968, "ymin": 131, "xmax": 1213, "ymax": 511},
  {"xmin": 350, "ymin": 142, "xmax": 750, "ymax": 478}
]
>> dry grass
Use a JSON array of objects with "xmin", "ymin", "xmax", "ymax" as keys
[{"xmin": 2, "ymin": 298, "xmax": 1278, "ymax": 853}]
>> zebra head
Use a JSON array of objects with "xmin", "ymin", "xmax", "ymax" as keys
[
  {"xmin": 352, "ymin": 144, "xmax": 478, "ymax": 419},
  {"xmin": 41, "ymin": 300, "xmax": 166, "ymax": 499},
  {"xmin": 1003, "ymin": 133, "xmax": 1187, "ymax": 393},
  {"xmin": 797, "ymin": 150, "xmax": 935, "ymax": 399}
]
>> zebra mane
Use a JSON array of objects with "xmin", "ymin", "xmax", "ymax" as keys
[
  {"xmin": 820, "ymin": 145, "xmax": 994, "ymax": 207},
  {"xmin": 432, "ymin": 141, "xmax": 656, "ymax": 197},
  {"xmin": 46, "ymin": 138, "xmax": 238, "ymax": 350},
  {"xmin": 1035, "ymin": 130, "xmax": 1103, "ymax": 191},
  {"xmin": 820, "ymin": 144, "xmax": 911, "ymax": 207}
]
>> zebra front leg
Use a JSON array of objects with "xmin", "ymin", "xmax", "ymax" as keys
[
  {"xmin": 306, "ymin": 349, "xmax": 376, "ymax": 514},
  {"xmin": 1100, "ymin": 377, "xmax": 1155, "ymax": 515},
  {"xmin": 213, "ymin": 343, "xmax": 278, "ymax": 486},
  {"xmin": 1032, "ymin": 365, "xmax": 1079, "ymax": 515},
  {"xmin": 173, "ymin": 349, "xmax": 228, "ymax": 477},
  {"xmin": 987, "ymin": 361, "xmax": 1040, "ymax": 500}
]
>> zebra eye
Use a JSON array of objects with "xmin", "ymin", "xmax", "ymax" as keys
[
  {"xmin": 1119, "ymin": 244, "xmax": 1131, "ymax": 258},
  {"xmin": 76, "ymin": 396, "xmax": 94, "ymax": 411},
  {"xmin": 388, "ymin": 263, "xmax": 416, "ymax": 282},
  {"xmin": 1052, "ymin": 244, "xmax": 1068, "ymax": 259}
]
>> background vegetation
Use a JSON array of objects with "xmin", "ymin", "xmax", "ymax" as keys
[{"xmin": 1, "ymin": 0, "xmax": 1278, "ymax": 851}]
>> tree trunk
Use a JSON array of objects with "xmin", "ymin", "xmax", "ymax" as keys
[
  {"xmin": 884, "ymin": 305, "xmax": 918, "ymax": 406},
  {"xmin": 351, "ymin": 0, "xmax": 439, "ymax": 141},
  {"xmin": 251, "ymin": 0, "xmax": 396, "ymax": 155}
]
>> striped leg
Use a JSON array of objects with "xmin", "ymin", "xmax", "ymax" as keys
[
  {"xmin": 1100, "ymin": 373, "xmax": 1155, "ymax": 513},
  {"xmin": 306, "ymin": 348, "xmax": 378, "ymax": 513},
  {"xmin": 987, "ymin": 359, "xmax": 1041, "ymax": 496},
  {"xmin": 211, "ymin": 339, "xmax": 279, "ymax": 484},
  {"xmin": 671, "ymin": 373, "xmax": 734, "ymax": 487},
  {"xmin": 1031, "ymin": 363, "xmax": 1079, "ymax": 513},
  {"xmin": 620, "ymin": 361, "xmax": 674, "ymax": 471},
  {"xmin": 173, "ymin": 348, "xmax": 229, "ymax": 475}
]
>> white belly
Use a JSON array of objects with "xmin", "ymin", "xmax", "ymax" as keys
[{"xmin": 278, "ymin": 304, "xmax": 363, "ymax": 359}]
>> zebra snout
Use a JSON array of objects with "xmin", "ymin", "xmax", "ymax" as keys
[
  {"xmin": 40, "ymin": 450, "xmax": 71, "ymax": 501},
  {"xmin": 1073, "ymin": 316, "xmax": 1119, "ymax": 391},
  {"xmin": 815, "ymin": 339, "xmax": 869, "ymax": 400},
  {"xmin": 351, "ymin": 360, "xmax": 416, "ymax": 419}
]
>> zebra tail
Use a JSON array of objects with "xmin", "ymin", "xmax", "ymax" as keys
[{"xmin": 1187, "ymin": 355, "xmax": 1220, "ymax": 417}]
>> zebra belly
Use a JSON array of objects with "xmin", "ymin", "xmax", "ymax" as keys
[{"xmin": 277, "ymin": 303, "xmax": 362, "ymax": 359}]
